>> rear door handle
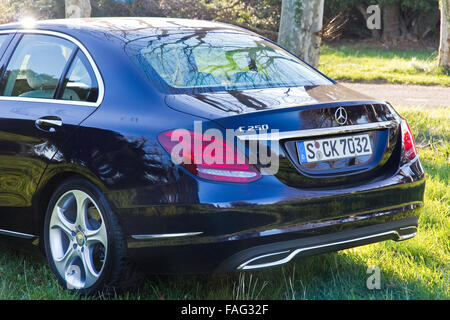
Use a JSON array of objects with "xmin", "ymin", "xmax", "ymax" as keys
[{"xmin": 35, "ymin": 116, "xmax": 63, "ymax": 132}]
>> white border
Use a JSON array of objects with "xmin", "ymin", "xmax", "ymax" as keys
[{"xmin": 0, "ymin": 29, "xmax": 104, "ymax": 107}]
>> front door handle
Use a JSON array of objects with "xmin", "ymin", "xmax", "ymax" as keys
[{"xmin": 35, "ymin": 116, "xmax": 63, "ymax": 132}]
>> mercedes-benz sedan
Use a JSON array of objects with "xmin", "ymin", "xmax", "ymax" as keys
[{"xmin": 0, "ymin": 18, "xmax": 425, "ymax": 294}]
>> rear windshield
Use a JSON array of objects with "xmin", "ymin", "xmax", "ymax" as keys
[{"xmin": 126, "ymin": 32, "xmax": 332, "ymax": 93}]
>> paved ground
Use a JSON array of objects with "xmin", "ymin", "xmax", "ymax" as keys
[{"xmin": 340, "ymin": 82, "xmax": 449, "ymax": 108}]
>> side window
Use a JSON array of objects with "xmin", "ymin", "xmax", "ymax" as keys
[
  {"xmin": 0, "ymin": 34, "xmax": 75, "ymax": 99},
  {"xmin": 0, "ymin": 34, "xmax": 11, "ymax": 61},
  {"xmin": 61, "ymin": 51, "xmax": 99, "ymax": 102},
  {"xmin": 0, "ymin": 35, "xmax": 8, "ymax": 49}
]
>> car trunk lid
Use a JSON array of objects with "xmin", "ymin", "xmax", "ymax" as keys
[{"xmin": 165, "ymin": 84, "xmax": 402, "ymax": 187}]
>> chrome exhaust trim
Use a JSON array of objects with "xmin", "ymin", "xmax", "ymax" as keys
[
  {"xmin": 396, "ymin": 226, "xmax": 418, "ymax": 241},
  {"xmin": 237, "ymin": 227, "xmax": 417, "ymax": 271}
]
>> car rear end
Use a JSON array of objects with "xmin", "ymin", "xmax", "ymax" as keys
[{"xmin": 122, "ymin": 28, "xmax": 425, "ymax": 274}]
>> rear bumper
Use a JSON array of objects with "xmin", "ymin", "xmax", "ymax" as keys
[
  {"xmin": 127, "ymin": 204, "xmax": 422, "ymax": 274},
  {"xmin": 113, "ymin": 158, "xmax": 425, "ymax": 273},
  {"xmin": 217, "ymin": 216, "xmax": 418, "ymax": 272}
]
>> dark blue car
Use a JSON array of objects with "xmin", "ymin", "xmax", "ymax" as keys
[{"xmin": 0, "ymin": 18, "xmax": 425, "ymax": 294}]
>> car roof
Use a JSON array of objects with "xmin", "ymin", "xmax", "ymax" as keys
[{"xmin": 0, "ymin": 17, "xmax": 258, "ymax": 42}]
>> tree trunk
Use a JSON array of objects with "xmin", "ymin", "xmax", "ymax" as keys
[
  {"xmin": 278, "ymin": 0, "xmax": 324, "ymax": 68},
  {"xmin": 382, "ymin": 0, "xmax": 402, "ymax": 42},
  {"xmin": 439, "ymin": 0, "xmax": 450, "ymax": 70},
  {"xmin": 65, "ymin": 0, "xmax": 91, "ymax": 18}
]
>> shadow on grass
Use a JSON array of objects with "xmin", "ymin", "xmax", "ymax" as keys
[
  {"xmin": 137, "ymin": 246, "xmax": 447, "ymax": 300},
  {"xmin": 0, "ymin": 238, "xmax": 447, "ymax": 300}
]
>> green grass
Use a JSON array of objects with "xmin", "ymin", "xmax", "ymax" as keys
[
  {"xmin": 319, "ymin": 44, "xmax": 450, "ymax": 86},
  {"xmin": 0, "ymin": 106, "xmax": 448, "ymax": 300}
]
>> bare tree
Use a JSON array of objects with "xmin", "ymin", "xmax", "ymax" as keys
[
  {"xmin": 439, "ymin": 0, "xmax": 450, "ymax": 70},
  {"xmin": 278, "ymin": 0, "xmax": 324, "ymax": 68},
  {"xmin": 65, "ymin": 0, "xmax": 91, "ymax": 18}
]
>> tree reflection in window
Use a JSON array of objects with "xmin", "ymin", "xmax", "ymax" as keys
[{"xmin": 127, "ymin": 32, "xmax": 331, "ymax": 92}]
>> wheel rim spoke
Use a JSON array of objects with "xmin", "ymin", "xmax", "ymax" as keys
[
  {"xmin": 52, "ymin": 211, "xmax": 74, "ymax": 237},
  {"xmin": 73, "ymin": 190, "xmax": 90, "ymax": 232},
  {"xmin": 50, "ymin": 199, "xmax": 77, "ymax": 238},
  {"xmin": 85, "ymin": 222, "xmax": 107, "ymax": 247},
  {"xmin": 55, "ymin": 245, "xmax": 76, "ymax": 266},
  {"xmin": 54, "ymin": 246, "xmax": 79, "ymax": 287},
  {"xmin": 81, "ymin": 247, "xmax": 101, "ymax": 288}
]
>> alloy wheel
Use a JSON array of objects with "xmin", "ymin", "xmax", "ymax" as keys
[{"xmin": 48, "ymin": 190, "xmax": 108, "ymax": 290}]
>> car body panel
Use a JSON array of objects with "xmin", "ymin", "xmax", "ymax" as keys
[
  {"xmin": 164, "ymin": 84, "xmax": 373, "ymax": 119},
  {"xmin": 0, "ymin": 99, "xmax": 96, "ymax": 233}
]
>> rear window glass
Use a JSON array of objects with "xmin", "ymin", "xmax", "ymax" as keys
[{"xmin": 126, "ymin": 32, "xmax": 332, "ymax": 93}]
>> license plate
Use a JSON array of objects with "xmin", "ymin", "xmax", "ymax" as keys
[{"xmin": 297, "ymin": 134, "xmax": 372, "ymax": 163}]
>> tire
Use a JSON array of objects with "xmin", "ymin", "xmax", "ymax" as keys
[{"xmin": 43, "ymin": 177, "xmax": 140, "ymax": 295}]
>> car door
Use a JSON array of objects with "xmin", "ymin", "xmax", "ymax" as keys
[{"xmin": 0, "ymin": 31, "xmax": 102, "ymax": 236}]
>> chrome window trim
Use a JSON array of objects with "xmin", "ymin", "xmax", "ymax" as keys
[
  {"xmin": 0, "ymin": 29, "xmax": 104, "ymax": 107},
  {"xmin": 237, "ymin": 120, "xmax": 398, "ymax": 141}
]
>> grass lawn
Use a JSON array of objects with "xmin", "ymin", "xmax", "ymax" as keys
[
  {"xmin": 0, "ymin": 106, "xmax": 448, "ymax": 300},
  {"xmin": 319, "ymin": 44, "xmax": 450, "ymax": 86}
]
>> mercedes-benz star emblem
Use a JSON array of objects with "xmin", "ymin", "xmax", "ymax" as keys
[{"xmin": 335, "ymin": 107, "xmax": 348, "ymax": 125}]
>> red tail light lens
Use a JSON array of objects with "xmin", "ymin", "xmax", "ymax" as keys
[
  {"xmin": 401, "ymin": 118, "xmax": 417, "ymax": 161},
  {"xmin": 158, "ymin": 130, "xmax": 261, "ymax": 183}
]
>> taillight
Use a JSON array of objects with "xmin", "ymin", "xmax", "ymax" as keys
[
  {"xmin": 401, "ymin": 118, "xmax": 417, "ymax": 161},
  {"xmin": 158, "ymin": 130, "xmax": 261, "ymax": 183}
]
